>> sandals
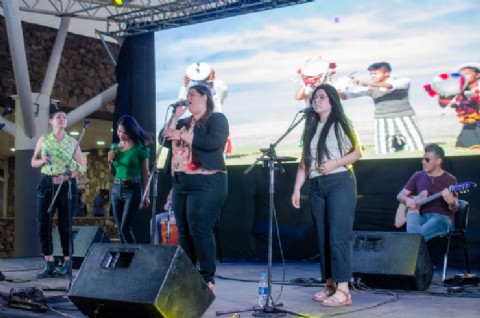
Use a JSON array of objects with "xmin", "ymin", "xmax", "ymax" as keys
[
  {"xmin": 321, "ymin": 289, "xmax": 352, "ymax": 307},
  {"xmin": 313, "ymin": 285, "xmax": 336, "ymax": 302}
]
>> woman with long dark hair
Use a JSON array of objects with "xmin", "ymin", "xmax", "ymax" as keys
[
  {"xmin": 31, "ymin": 109, "xmax": 86, "ymax": 278},
  {"xmin": 291, "ymin": 83, "xmax": 362, "ymax": 307},
  {"xmin": 108, "ymin": 115, "xmax": 153, "ymax": 243},
  {"xmin": 162, "ymin": 84, "xmax": 229, "ymax": 296}
]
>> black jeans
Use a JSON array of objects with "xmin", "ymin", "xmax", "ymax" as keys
[
  {"xmin": 37, "ymin": 175, "xmax": 78, "ymax": 256},
  {"xmin": 309, "ymin": 170, "xmax": 356, "ymax": 283},
  {"xmin": 111, "ymin": 182, "xmax": 142, "ymax": 243},
  {"xmin": 172, "ymin": 172, "xmax": 227, "ymax": 284}
]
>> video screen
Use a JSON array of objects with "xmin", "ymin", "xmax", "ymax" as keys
[{"xmin": 155, "ymin": 0, "xmax": 480, "ymax": 166}]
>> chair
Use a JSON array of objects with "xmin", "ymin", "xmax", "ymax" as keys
[{"xmin": 440, "ymin": 200, "xmax": 471, "ymax": 282}]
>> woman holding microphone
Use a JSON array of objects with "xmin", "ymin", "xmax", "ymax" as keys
[{"xmin": 162, "ymin": 84, "xmax": 229, "ymax": 296}]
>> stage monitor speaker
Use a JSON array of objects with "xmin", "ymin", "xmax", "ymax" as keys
[
  {"xmin": 53, "ymin": 226, "xmax": 110, "ymax": 269},
  {"xmin": 68, "ymin": 243, "xmax": 214, "ymax": 318},
  {"xmin": 352, "ymin": 231, "xmax": 433, "ymax": 290}
]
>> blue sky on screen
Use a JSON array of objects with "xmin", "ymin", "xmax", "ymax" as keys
[{"xmin": 154, "ymin": 0, "xmax": 480, "ymax": 129}]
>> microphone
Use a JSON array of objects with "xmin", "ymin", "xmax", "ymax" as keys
[
  {"xmin": 170, "ymin": 101, "xmax": 190, "ymax": 109},
  {"xmin": 109, "ymin": 144, "xmax": 117, "ymax": 164},
  {"xmin": 44, "ymin": 150, "xmax": 54, "ymax": 173},
  {"xmin": 45, "ymin": 150, "xmax": 52, "ymax": 162},
  {"xmin": 83, "ymin": 119, "xmax": 90, "ymax": 127}
]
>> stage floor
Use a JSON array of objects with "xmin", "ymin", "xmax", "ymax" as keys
[{"xmin": 0, "ymin": 257, "xmax": 479, "ymax": 318}]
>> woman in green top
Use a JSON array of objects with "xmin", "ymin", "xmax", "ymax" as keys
[
  {"xmin": 31, "ymin": 109, "xmax": 86, "ymax": 278},
  {"xmin": 108, "ymin": 115, "xmax": 153, "ymax": 243}
]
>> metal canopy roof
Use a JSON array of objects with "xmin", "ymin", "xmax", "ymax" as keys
[{"xmin": 2, "ymin": 0, "xmax": 313, "ymax": 38}]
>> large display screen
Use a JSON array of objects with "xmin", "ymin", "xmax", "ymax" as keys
[{"xmin": 155, "ymin": 0, "xmax": 480, "ymax": 165}]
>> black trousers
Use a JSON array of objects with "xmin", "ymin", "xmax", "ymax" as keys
[
  {"xmin": 36, "ymin": 175, "xmax": 78, "ymax": 256},
  {"xmin": 172, "ymin": 172, "xmax": 227, "ymax": 284}
]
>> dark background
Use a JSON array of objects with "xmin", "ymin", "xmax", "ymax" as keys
[{"xmin": 141, "ymin": 156, "xmax": 480, "ymax": 269}]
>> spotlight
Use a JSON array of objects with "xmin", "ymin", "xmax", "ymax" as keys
[{"xmin": 112, "ymin": 0, "xmax": 131, "ymax": 6}]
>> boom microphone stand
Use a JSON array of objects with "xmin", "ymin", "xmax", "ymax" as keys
[
  {"xmin": 216, "ymin": 111, "xmax": 306, "ymax": 317},
  {"xmin": 47, "ymin": 119, "xmax": 89, "ymax": 290},
  {"xmin": 143, "ymin": 104, "xmax": 178, "ymax": 245}
]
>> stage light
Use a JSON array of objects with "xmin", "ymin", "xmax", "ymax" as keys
[{"xmin": 112, "ymin": 0, "xmax": 131, "ymax": 6}]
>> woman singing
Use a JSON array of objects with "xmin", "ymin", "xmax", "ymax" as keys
[
  {"xmin": 108, "ymin": 115, "xmax": 152, "ymax": 243},
  {"xmin": 291, "ymin": 83, "xmax": 362, "ymax": 307},
  {"xmin": 31, "ymin": 109, "xmax": 86, "ymax": 278},
  {"xmin": 162, "ymin": 84, "xmax": 229, "ymax": 296}
]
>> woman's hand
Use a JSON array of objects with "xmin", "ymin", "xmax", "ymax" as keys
[
  {"xmin": 42, "ymin": 155, "xmax": 51, "ymax": 167},
  {"xmin": 173, "ymin": 102, "xmax": 188, "ymax": 118},
  {"xmin": 53, "ymin": 174, "xmax": 69, "ymax": 185},
  {"xmin": 317, "ymin": 159, "xmax": 338, "ymax": 175},
  {"xmin": 143, "ymin": 197, "xmax": 151, "ymax": 208},
  {"xmin": 107, "ymin": 149, "xmax": 116, "ymax": 162},
  {"xmin": 291, "ymin": 189, "xmax": 301, "ymax": 209},
  {"xmin": 162, "ymin": 128, "xmax": 182, "ymax": 141}
]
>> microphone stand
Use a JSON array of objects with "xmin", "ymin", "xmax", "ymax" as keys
[
  {"xmin": 216, "ymin": 112, "xmax": 306, "ymax": 317},
  {"xmin": 47, "ymin": 119, "xmax": 89, "ymax": 291},
  {"xmin": 166, "ymin": 201, "xmax": 174, "ymax": 245},
  {"xmin": 143, "ymin": 106, "xmax": 177, "ymax": 245}
]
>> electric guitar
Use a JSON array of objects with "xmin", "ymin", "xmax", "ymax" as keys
[{"xmin": 394, "ymin": 181, "xmax": 476, "ymax": 228}]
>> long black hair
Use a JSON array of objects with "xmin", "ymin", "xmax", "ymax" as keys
[
  {"xmin": 301, "ymin": 83, "xmax": 359, "ymax": 168},
  {"xmin": 186, "ymin": 84, "xmax": 215, "ymax": 128},
  {"xmin": 117, "ymin": 115, "xmax": 153, "ymax": 146}
]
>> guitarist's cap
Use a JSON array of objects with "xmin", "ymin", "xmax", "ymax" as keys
[{"xmin": 425, "ymin": 143, "xmax": 445, "ymax": 160}]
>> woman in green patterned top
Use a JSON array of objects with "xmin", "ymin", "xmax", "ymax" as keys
[
  {"xmin": 31, "ymin": 110, "xmax": 86, "ymax": 278},
  {"xmin": 108, "ymin": 115, "xmax": 153, "ymax": 243}
]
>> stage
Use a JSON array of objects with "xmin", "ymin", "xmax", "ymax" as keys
[{"xmin": 0, "ymin": 257, "xmax": 479, "ymax": 318}]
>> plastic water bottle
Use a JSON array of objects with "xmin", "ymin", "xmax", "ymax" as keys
[{"xmin": 258, "ymin": 273, "xmax": 268, "ymax": 307}]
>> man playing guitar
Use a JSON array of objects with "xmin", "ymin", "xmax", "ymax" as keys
[{"xmin": 396, "ymin": 144, "xmax": 458, "ymax": 244}]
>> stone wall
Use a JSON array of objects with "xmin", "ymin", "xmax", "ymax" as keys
[
  {"xmin": 0, "ymin": 218, "xmax": 14, "ymax": 257},
  {"xmin": 84, "ymin": 148, "xmax": 113, "ymax": 216},
  {"xmin": 0, "ymin": 16, "xmax": 119, "ymax": 112}
]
